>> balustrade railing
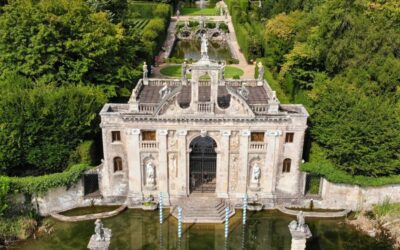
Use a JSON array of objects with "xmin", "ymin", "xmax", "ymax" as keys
[
  {"xmin": 198, "ymin": 81, "xmax": 211, "ymax": 86},
  {"xmin": 249, "ymin": 142, "xmax": 266, "ymax": 151},
  {"xmin": 138, "ymin": 104, "xmax": 158, "ymax": 113},
  {"xmin": 198, "ymin": 102, "xmax": 213, "ymax": 113},
  {"xmin": 225, "ymin": 80, "xmax": 258, "ymax": 87},
  {"xmin": 148, "ymin": 79, "xmax": 182, "ymax": 86},
  {"xmin": 250, "ymin": 104, "xmax": 269, "ymax": 114},
  {"xmin": 140, "ymin": 141, "xmax": 158, "ymax": 149}
]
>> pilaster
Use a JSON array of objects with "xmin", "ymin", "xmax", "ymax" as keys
[
  {"xmin": 177, "ymin": 129, "xmax": 188, "ymax": 196},
  {"xmin": 216, "ymin": 130, "xmax": 231, "ymax": 198},
  {"xmin": 237, "ymin": 130, "xmax": 250, "ymax": 194},
  {"xmin": 157, "ymin": 129, "xmax": 169, "ymax": 199},
  {"xmin": 264, "ymin": 130, "xmax": 282, "ymax": 194},
  {"xmin": 126, "ymin": 128, "xmax": 142, "ymax": 203},
  {"xmin": 100, "ymin": 128, "xmax": 111, "ymax": 196}
]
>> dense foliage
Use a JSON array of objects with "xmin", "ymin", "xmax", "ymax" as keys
[
  {"xmin": 0, "ymin": 75, "xmax": 107, "ymax": 175},
  {"xmin": 228, "ymin": 0, "xmax": 400, "ymax": 178},
  {"xmin": 0, "ymin": 0, "xmax": 171, "ymax": 175}
]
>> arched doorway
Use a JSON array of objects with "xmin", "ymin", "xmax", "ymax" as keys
[{"xmin": 189, "ymin": 136, "xmax": 217, "ymax": 193}]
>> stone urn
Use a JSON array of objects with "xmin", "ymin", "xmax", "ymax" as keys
[
  {"xmin": 247, "ymin": 194, "xmax": 263, "ymax": 211},
  {"xmin": 141, "ymin": 195, "xmax": 158, "ymax": 211}
]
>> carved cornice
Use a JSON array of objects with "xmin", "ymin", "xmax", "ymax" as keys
[
  {"xmin": 267, "ymin": 130, "xmax": 282, "ymax": 137},
  {"xmin": 241, "ymin": 130, "xmax": 251, "ymax": 137},
  {"xmin": 126, "ymin": 128, "xmax": 140, "ymax": 135},
  {"xmin": 177, "ymin": 129, "xmax": 187, "ymax": 136},
  {"xmin": 221, "ymin": 130, "xmax": 231, "ymax": 137},
  {"xmin": 157, "ymin": 129, "xmax": 168, "ymax": 136},
  {"xmin": 121, "ymin": 115, "xmax": 291, "ymax": 123}
]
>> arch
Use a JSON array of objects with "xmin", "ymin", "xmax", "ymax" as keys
[
  {"xmin": 113, "ymin": 157, "xmax": 123, "ymax": 172},
  {"xmin": 283, "ymin": 158, "xmax": 291, "ymax": 173},
  {"xmin": 189, "ymin": 136, "xmax": 217, "ymax": 193}
]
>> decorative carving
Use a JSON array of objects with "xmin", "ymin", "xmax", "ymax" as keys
[
  {"xmin": 157, "ymin": 129, "xmax": 168, "ymax": 136},
  {"xmin": 267, "ymin": 130, "xmax": 282, "ymax": 137},
  {"xmin": 168, "ymin": 132, "xmax": 177, "ymax": 150},
  {"xmin": 200, "ymin": 129, "xmax": 207, "ymax": 137},
  {"xmin": 169, "ymin": 153, "xmax": 178, "ymax": 178},
  {"xmin": 241, "ymin": 130, "xmax": 251, "ymax": 137},
  {"xmin": 126, "ymin": 128, "xmax": 140, "ymax": 135},
  {"xmin": 159, "ymin": 83, "xmax": 171, "ymax": 99},
  {"xmin": 145, "ymin": 161, "xmax": 156, "ymax": 189},
  {"xmin": 230, "ymin": 132, "xmax": 239, "ymax": 151},
  {"xmin": 221, "ymin": 130, "xmax": 231, "ymax": 137},
  {"xmin": 229, "ymin": 155, "xmax": 239, "ymax": 192},
  {"xmin": 237, "ymin": 83, "xmax": 249, "ymax": 100},
  {"xmin": 177, "ymin": 129, "xmax": 187, "ymax": 136}
]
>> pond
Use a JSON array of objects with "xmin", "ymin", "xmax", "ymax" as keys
[
  {"xmin": 14, "ymin": 208, "xmax": 392, "ymax": 250},
  {"xmin": 171, "ymin": 40, "xmax": 233, "ymax": 62}
]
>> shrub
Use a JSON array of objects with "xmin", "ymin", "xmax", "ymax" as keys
[
  {"xmin": 233, "ymin": 75, "xmax": 240, "ymax": 79},
  {"xmin": 0, "ymin": 178, "xmax": 10, "ymax": 216},
  {"xmin": 0, "ymin": 216, "xmax": 37, "ymax": 242}
]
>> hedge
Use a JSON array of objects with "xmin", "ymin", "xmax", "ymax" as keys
[
  {"xmin": 2, "ymin": 164, "xmax": 91, "ymax": 196},
  {"xmin": 301, "ymin": 145, "xmax": 400, "ymax": 187}
]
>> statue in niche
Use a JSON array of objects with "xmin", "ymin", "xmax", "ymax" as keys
[
  {"xmin": 146, "ymin": 161, "xmax": 156, "ymax": 188},
  {"xmin": 95, "ymin": 219, "xmax": 105, "ymax": 241},
  {"xmin": 143, "ymin": 62, "xmax": 148, "ymax": 79},
  {"xmin": 169, "ymin": 154, "xmax": 178, "ymax": 178},
  {"xmin": 257, "ymin": 62, "xmax": 264, "ymax": 81},
  {"xmin": 249, "ymin": 162, "xmax": 261, "ymax": 191}
]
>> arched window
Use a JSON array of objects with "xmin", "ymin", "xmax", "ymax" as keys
[
  {"xmin": 114, "ymin": 157, "xmax": 123, "ymax": 172},
  {"xmin": 283, "ymin": 158, "xmax": 291, "ymax": 173}
]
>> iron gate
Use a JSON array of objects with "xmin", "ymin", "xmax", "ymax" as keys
[{"xmin": 189, "ymin": 136, "xmax": 217, "ymax": 193}]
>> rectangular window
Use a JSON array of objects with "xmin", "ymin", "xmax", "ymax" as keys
[
  {"xmin": 285, "ymin": 132, "xmax": 294, "ymax": 143},
  {"xmin": 142, "ymin": 131, "xmax": 156, "ymax": 141},
  {"xmin": 112, "ymin": 131, "xmax": 121, "ymax": 142},
  {"xmin": 251, "ymin": 132, "xmax": 264, "ymax": 142}
]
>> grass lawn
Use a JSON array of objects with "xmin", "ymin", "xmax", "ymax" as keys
[
  {"xmin": 160, "ymin": 65, "xmax": 244, "ymax": 79},
  {"xmin": 180, "ymin": 7, "xmax": 218, "ymax": 16}
]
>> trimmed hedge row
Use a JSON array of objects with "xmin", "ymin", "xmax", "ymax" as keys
[{"xmin": 2, "ymin": 164, "xmax": 91, "ymax": 196}]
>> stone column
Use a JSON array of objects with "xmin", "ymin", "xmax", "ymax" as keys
[
  {"xmin": 216, "ymin": 130, "xmax": 231, "ymax": 198},
  {"xmin": 126, "ymin": 128, "xmax": 142, "ymax": 205},
  {"xmin": 177, "ymin": 129, "xmax": 188, "ymax": 196},
  {"xmin": 237, "ymin": 130, "xmax": 250, "ymax": 195},
  {"xmin": 264, "ymin": 130, "xmax": 282, "ymax": 194},
  {"xmin": 157, "ymin": 129, "xmax": 169, "ymax": 201}
]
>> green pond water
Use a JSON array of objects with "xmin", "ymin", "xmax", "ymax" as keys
[
  {"xmin": 171, "ymin": 40, "xmax": 233, "ymax": 61},
  {"xmin": 14, "ymin": 207, "xmax": 392, "ymax": 250}
]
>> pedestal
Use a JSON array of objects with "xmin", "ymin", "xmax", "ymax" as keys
[
  {"xmin": 288, "ymin": 222, "xmax": 312, "ymax": 250},
  {"xmin": 87, "ymin": 228, "xmax": 112, "ymax": 250}
]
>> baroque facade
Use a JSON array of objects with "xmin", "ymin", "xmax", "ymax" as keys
[{"xmin": 99, "ymin": 39, "xmax": 308, "ymax": 206}]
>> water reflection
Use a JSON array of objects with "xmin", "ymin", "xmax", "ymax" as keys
[
  {"xmin": 171, "ymin": 40, "xmax": 233, "ymax": 61},
  {"xmin": 15, "ymin": 209, "xmax": 392, "ymax": 250}
]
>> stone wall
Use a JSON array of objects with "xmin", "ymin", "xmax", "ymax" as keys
[{"xmin": 314, "ymin": 179, "xmax": 400, "ymax": 210}]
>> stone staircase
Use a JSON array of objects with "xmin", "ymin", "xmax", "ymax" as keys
[{"xmin": 171, "ymin": 196, "xmax": 235, "ymax": 224}]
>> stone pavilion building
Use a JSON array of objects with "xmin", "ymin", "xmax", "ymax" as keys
[{"xmin": 99, "ymin": 38, "xmax": 309, "ymax": 208}]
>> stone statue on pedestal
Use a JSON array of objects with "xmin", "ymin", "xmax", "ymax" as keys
[
  {"xmin": 146, "ymin": 161, "xmax": 155, "ymax": 187},
  {"xmin": 88, "ymin": 219, "xmax": 112, "ymax": 250},
  {"xmin": 257, "ymin": 62, "xmax": 264, "ymax": 81},
  {"xmin": 249, "ymin": 162, "xmax": 261, "ymax": 191},
  {"xmin": 288, "ymin": 211, "xmax": 312, "ymax": 250},
  {"xmin": 143, "ymin": 62, "xmax": 148, "ymax": 79},
  {"xmin": 201, "ymin": 34, "xmax": 208, "ymax": 59},
  {"xmin": 182, "ymin": 60, "xmax": 187, "ymax": 79},
  {"xmin": 95, "ymin": 219, "xmax": 105, "ymax": 241}
]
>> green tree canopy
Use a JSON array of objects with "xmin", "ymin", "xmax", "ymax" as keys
[
  {"xmin": 0, "ymin": 0, "xmax": 139, "ymax": 89},
  {"xmin": 0, "ymin": 74, "xmax": 107, "ymax": 175}
]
